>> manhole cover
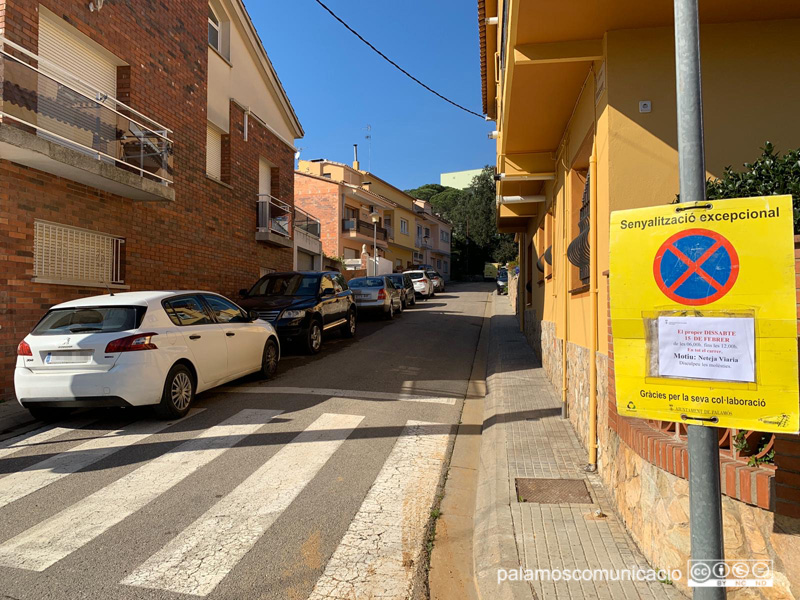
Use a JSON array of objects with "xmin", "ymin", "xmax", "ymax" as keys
[{"xmin": 515, "ymin": 478, "xmax": 593, "ymax": 504}]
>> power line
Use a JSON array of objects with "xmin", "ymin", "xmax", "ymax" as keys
[{"xmin": 312, "ymin": 0, "xmax": 485, "ymax": 120}]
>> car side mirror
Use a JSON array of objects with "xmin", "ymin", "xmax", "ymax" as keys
[
  {"xmin": 248, "ymin": 310, "xmax": 259, "ymax": 321},
  {"xmin": 239, "ymin": 288, "xmax": 249, "ymax": 298}
]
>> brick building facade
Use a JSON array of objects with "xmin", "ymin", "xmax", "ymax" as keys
[{"xmin": 0, "ymin": 0, "xmax": 303, "ymax": 401}]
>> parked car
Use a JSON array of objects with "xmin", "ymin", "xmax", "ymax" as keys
[
  {"xmin": 15, "ymin": 291, "xmax": 280, "ymax": 422},
  {"xmin": 497, "ymin": 270, "xmax": 509, "ymax": 295},
  {"xmin": 404, "ymin": 270, "xmax": 434, "ymax": 299},
  {"xmin": 386, "ymin": 273, "xmax": 416, "ymax": 308},
  {"xmin": 238, "ymin": 271, "xmax": 356, "ymax": 354},
  {"xmin": 427, "ymin": 270, "xmax": 445, "ymax": 293},
  {"xmin": 348, "ymin": 276, "xmax": 403, "ymax": 319}
]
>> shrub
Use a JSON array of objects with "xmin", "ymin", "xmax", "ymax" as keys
[{"xmin": 704, "ymin": 142, "xmax": 800, "ymax": 234}]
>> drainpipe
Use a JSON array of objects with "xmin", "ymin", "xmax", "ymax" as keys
[
  {"xmin": 587, "ymin": 140, "xmax": 599, "ymax": 471},
  {"xmin": 561, "ymin": 170, "xmax": 570, "ymax": 419}
]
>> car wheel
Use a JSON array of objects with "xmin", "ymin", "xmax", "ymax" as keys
[
  {"xmin": 27, "ymin": 406, "xmax": 71, "ymax": 422},
  {"xmin": 305, "ymin": 319, "xmax": 323, "ymax": 354},
  {"xmin": 260, "ymin": 338, "xmax": 279, "ymax": 379},
  {"xmin": 341, "ymin": 309, "xmax": 357, "ymax": 338},
  {"xmin": 384, "ymin": 302, "xmax": 394, "ymax": 320},
  {"xmin": 154, "ymin": 363, "xmax": 194, "ymax": 420}
]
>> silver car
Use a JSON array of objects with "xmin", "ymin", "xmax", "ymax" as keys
[
  {"xmin": 348, "ymin": 276, "xmax": 403, "ymax": 319},
  {"xmin": 427, "ymin": 270, "xmax": 445, "ymax": 293}
]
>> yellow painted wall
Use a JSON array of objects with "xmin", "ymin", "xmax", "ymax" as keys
[{"xmin": 524, "ymin": 18, "xmax": 800, "ymax": 359}]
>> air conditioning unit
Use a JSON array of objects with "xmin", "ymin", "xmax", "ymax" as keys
[{"xmin": 343, "ymin": 219, "xmax": 356, "ymax": 230}]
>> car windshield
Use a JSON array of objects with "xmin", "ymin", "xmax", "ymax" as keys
[
  {"xmin": 31, "ymin": 306, "xmax": 146, "ymax": 335},
  {"xmin": 248, "ymin": 274, "xmax": 320, "ymax": 296},
  {"xmin": 407, "ymin": 272, "xmax": 424, "ymax": 280},
  {"xmin": 387, "ymin": 275, "xmax": 404, "ymax": 286},
  {"xmin": 426, "ymin": 271, "xmax": 437, "ymax": 279},
  {"xmin": 349, "ymin": 278, "xmax": 385, "ymax": 288}
]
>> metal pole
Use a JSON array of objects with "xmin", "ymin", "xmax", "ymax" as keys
[
  {"xmin": 373, "ymin": 223, "xmax": 377, "ymax": 276},
  {"xmin": 674, "ymin": 0, "xmax": 725, "ymax": 596}
]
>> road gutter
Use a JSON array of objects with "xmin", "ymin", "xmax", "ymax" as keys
[{"xmin": 427, "ymin": 291, "xmax": 491, "ymax": 600}]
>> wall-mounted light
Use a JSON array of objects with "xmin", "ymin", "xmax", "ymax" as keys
[
  {"xmin": 89, "ymin": 0, "xmax": 104, "ymax": 11},
  {"xmin": 485, "ymin": 17, "xmax": 498, "ymax": 25},
  {"xmin": 494, "ymin": 173, "xmax": 556, "ymax": 182},
  {"xmin": 488, "ymin": 131, "xmax": 499, "ymax": 140}
]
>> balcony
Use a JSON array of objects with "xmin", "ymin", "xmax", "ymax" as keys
[
  {"xmin": 0, "ymin": 36, "xmax": 174, "ymax": 201},
  {"xmin": 294, "ymin": 206, "xmax": 321, "ymax": 257},
  {"xmin": 256, "ymin": 194, "xmax": 292, "ymax": 248},
  {"xmin": 342, "ymin": 218, "xmax": 388, "ymax": 245},
  {"xmin": 416, "ymin": 236, "xmax": 433, "ymax": 249}
]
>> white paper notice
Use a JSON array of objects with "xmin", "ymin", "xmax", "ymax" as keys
[{"xmin": 657, "ymin": 317, "xmax": 755, "ymax": 383}]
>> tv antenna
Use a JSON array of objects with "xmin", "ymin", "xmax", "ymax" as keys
[{"xmin": 363, "ymin": 125, "xmax": 372, "ymax": 171}]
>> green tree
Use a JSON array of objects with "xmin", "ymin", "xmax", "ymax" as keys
[{"xmin": 406, "ymin": 166, "xmax": 518, "ymax": 277}]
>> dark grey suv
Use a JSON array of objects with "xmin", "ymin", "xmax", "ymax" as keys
[{"xmin": 239, "ymin": 271, "xmax": 356, "ymax": 354}]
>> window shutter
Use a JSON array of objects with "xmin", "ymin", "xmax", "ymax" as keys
[
  {"xmin": 39, "ymin": 11, "xmax": 118, "ymax": 99},
  {"xmin": 34, "ymin": 221, "xmax": 124, "ymax": 285},
  {"xmin": 206, "ymin": 124, "xmax": 222, "ymax": 180}
]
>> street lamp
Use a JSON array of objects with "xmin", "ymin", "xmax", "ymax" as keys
[
  {"xmin": 423, "ymin": 235, "xmax": 430, "ymax": 268},
  {"xmin": 369, "ymin": 211, "xmax": 380, "ymax": 276}
]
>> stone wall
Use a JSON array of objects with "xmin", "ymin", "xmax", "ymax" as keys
[
  {"xmin": 540, "ymin": 320, "xmax": 561, "ymax": 392},
  {"xmin": 566, "ymin": 343, "xmax": 591, "ymax": 452},
  {"xmin": 600, "ymin": 415, "xmax": 800, "ymax": 597}
]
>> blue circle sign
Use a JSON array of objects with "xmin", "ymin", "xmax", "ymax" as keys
[{"xmin": 653, "ymin": 228, "xmax": 739, "ymax": 306}]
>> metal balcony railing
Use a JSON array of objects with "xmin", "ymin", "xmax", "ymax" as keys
[
  {"xmin": 257, "ymin": 194, "xmax": 292, "ymax": 237},
  {"xmin": 294, "ymin": 206, "xmax": 320, "ymax": 238},
  {"xmin": 0, "ymin": 36, "xmax": 173, "ymax": 185},
  {"xmin": 416, "ymin": 236, "xmax": 432, "ymax": 249},
  {"xmin": 342, "ymin": 218, "xmax": 387, "ymax": 241}
]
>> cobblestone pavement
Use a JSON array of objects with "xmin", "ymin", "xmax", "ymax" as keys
[{"xmin": 489, "ymin": 296, "xmax": 684, "ymax": 599}]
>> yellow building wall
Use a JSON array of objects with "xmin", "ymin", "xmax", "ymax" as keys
[{"xmin": 528, "ymin": 18, "xmax": 800, "ymax": 358}]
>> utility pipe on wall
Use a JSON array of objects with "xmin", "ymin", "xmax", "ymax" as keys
[
  {"xmin": 561, "ymin": 168, "xmax": 570, "ymax": 420},
  {"xmin": 587, "ymin": 140, "xmax": 599, "ymax": 470}
]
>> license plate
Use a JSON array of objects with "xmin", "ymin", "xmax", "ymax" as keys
[
  {"xmin": 44, "ymin": 351, "xmax": 92, "ymax": 365},
  {"xmin": 355, "ymin": 293, "xmax": 369, "ymax": 299}
]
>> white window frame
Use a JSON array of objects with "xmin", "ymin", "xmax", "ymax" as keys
[
  {"xmin": 208, "ymin": 5, "xmax": 221, "ymax": 52},
  {"xmin": 400, "ymin": 218, "xmax": 409, "ymax": 234}
]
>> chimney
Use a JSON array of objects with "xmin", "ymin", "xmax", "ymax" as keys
[{"xmin": 353, "ymin": 144, "xmax": 360, "ymax": 170}]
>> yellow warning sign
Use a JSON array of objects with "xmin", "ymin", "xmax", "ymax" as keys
[{"xmin": 609, "ymin": 195, "xmax": 799, "ymax": 433}]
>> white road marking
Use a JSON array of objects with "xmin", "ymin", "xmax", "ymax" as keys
[
  {"xmin": 308, "ymin": 420, "xmax": 450, "ymax": 600},
  {"xmin": 0, "ymin": 418, "xmax": 97, "ymax": 461},
  {"xmin": 231, "ymin": 386, "xmax": 457, "ymax": 405},
  {"xmin": 0, "ymin": 409, "xmax": 281, "ymax": 572},
  {"xmin": 0, "ymin": 410, "xmax": 201, "ymax": 509},
  {"xmin": 122, "ymin": 412, "xmax": 364, "ymax": 596}
]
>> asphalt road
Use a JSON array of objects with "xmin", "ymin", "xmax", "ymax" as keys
[{"xmin": 0, "ymin": 283, "xmax": 491, "ymax": 600}]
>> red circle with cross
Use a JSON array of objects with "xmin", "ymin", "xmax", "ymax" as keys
[{"xmin": 652, "ymin": 228, "xmax": 739, "ymax": 306}]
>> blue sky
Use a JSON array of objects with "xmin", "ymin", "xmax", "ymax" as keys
[{"xmin": 247, "ymin": 0, "xmax": 495, "ymax": 190}]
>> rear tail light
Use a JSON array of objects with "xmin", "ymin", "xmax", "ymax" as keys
[
  {"xmin": 105, "ymin": 332, "xmax": 158, "ymax": 353},
  {"xmin": 377, "ymin": 289, "xmax": 387, "ymax": 300},
  {"xmin": 17, "ymin": 340, "xmax": 32, "ymax": 356}
]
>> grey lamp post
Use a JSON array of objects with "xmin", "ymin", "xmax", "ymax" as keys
[{"xmin": 370, "ymin": 211, "xmax": 380, "ymax": 276}]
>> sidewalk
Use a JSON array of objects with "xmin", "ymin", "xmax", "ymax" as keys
[
  {"xmin": 0, "ymin": 400, "xmax": 36, "ymax": 443},
  {"xmin": 474, "ymin": 294, "xmax": 684, "ymax": 600}
]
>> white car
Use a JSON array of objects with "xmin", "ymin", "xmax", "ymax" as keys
[
  {"xmin": 15, "ymin": 291, "xmax": 280, "ymax": 421},
  {"xmin": 404, "ymin": 270, "xmax": 433, "ymax": 299}
]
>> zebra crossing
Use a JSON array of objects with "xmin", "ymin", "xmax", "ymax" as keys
[{"xmin": 0, "ymin": 409, "xmax": 451, "ymax": 598}]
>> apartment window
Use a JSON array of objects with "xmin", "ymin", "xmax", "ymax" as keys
[
  {"xmin": 424, "ymin": 227, "xmax": 431, "ymax": 237},
  {"xmin": 416, "ymin": 224, "xmax": 423, "ymax": 238},
  {"xmin": 208, "ymin": 6, "xmax": 221, "ymax": 51},
  {"xmin": 206, "ymin": 123, "xmax": 222, "ymax": 180},
  {"xmin": 33, "ymin": 220, "xmax": 124, "ymax": 286},
  {"xmin": 259, "ymin": 157, "xmax": 274, "ymax": 197},
  {"xmin": 437, "ymin": 259, "xmax": 442, "ymax": 269},
  {"xmin": 400, "ymin": 219, "xmax": 409, "ymax": 234},
  {"xmin": 440, "ymin": 230, "xmax": 449, "ymax": 242},
  {"xmin": 443, "ymin": 261, "xmax": 449, "ymax": 274}
]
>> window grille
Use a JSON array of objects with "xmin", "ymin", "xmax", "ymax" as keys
[
  {"xmin": 567, "ymin": 174, "xmax": 591, "ymax": 284},
  {"xmin": 34, "ymin": 220, "xmax": 124, "ymax": 285}
]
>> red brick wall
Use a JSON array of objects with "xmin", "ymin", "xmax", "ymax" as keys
[
  {"xmin": 0, "ymin": 1, "xmax": 296, "ymax": 401},
  {"xmin": 294, "ymin": 173, "xmax": 341, "ymax": 258}
]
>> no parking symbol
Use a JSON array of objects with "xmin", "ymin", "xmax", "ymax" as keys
[{"xmin": 653, "ymin": 228, "xmax": 739, "ymax": 306}]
